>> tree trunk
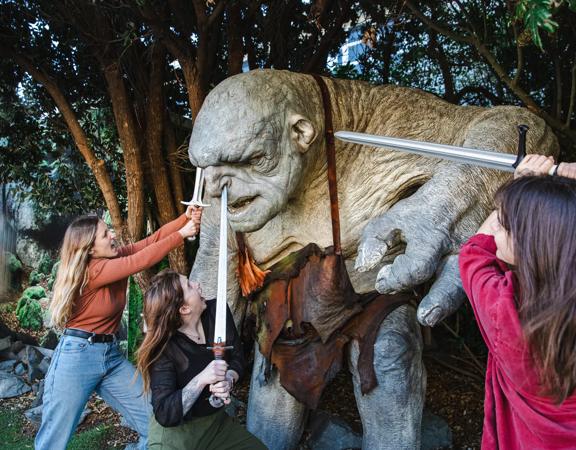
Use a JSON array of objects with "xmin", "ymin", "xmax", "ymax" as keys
[{"xmin": 103, "ymin": 61, "xmax": 146, "ymax": 240}]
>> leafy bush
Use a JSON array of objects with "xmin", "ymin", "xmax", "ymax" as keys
[
  {"xmin": 28, "ymin": 270, "xmax": 45, "ymax": 286},
  {"xmin": 16, "ymin": 296, "xmax": 43, "ymax": 330},
  {"xmin": 47, "ymin": 260, "xmax": 60, "ymax": 291},
  {"xmin": 22, "ymin": 286, "xmax": 46, "ymax": 300},
  {"xmin": 7, "ymin": 252, "xmax": 22, "ymax": 273},
  {"xmin": 38, "ymin": 254, "xmax": 53, "ymax": 275}
]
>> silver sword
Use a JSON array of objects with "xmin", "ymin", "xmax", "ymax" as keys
[
  {"xmin": 180, "ymin": 168, "xmax": 211, "ymax": 241},
  {"xmin": 208, "ymin": 185, "xmax": 233, "ymax": 408},
  {"xmin": 334, "ymin": 125, "xmax": 559, "ymax": 173}
]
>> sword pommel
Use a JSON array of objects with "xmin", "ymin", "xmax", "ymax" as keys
[{"xmin": 513, "ymin": 124, "xmax": 529, "ymax": 169}]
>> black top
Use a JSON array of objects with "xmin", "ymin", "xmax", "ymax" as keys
[{"xmin": 149, "ymin": 300, "xmax": 244, "ymax": 427}]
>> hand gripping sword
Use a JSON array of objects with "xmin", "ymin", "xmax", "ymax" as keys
[
  {"xmin": 335, "ymin": 125, "xmax": 557, "ymax": 174},
  {"xmin": 181, "ymin": 168, "xmax": 211, "ymax": 241},
  {"xmin": 207, "ymin": 185, "xmax": 233, "ymax": 408}
]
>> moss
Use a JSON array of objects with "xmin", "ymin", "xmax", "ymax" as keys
[
  {"xmin": 22, "ymin": 286, "xmax": 46, "ymax": 300},
  {"xmin": 15, "ymin": 297, "xmax": 43, "ymax": 330},
  {"xmin": 28, "ymin": 271, "xmax": 44, "ymax": 286},
  {"xmin": 6, "ymin": 253, "xmax": 22, "ymax": 273},
  {"xmin": 37, "ymin": 254, "xmax": 53, "ymax": 276}
]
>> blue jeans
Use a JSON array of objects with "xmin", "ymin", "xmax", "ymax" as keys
[{"xmin": 35, "ymin": 335, "xmax": 151, "ymax": 450}]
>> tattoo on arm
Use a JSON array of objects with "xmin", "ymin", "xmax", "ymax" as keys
[{"xmin": 181, "ymin": 376, "xmax": 204, "ymax": 415}]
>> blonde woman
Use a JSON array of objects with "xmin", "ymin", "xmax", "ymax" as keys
[{"xmin": 35, "ymin": 207, "xmax": 202, "ymax": 450}]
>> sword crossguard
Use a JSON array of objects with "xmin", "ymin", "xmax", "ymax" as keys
[{"xmin": 180, "ymin": 199, "xmax": 211, "ymax": 207}]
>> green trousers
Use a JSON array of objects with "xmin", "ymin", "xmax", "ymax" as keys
[{"xmin": 148, "ymin": 409, "xmax": 267, "ymax": 450}]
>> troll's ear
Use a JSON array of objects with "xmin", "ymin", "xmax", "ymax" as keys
[{"xmin": 290, "ymin": 114, "xmax": 317, "ymax": 153}]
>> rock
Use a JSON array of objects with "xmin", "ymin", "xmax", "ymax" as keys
[
  {"xmin": 14, "ymin": 361, "xmax": 26, "ymax": 376},
  {"xmin": 11, "ymin": 340, "xmax": 25, "ymax": 353},
  {"xmin": 0, "ymin": 319, "xmax": 38, "ymax": 345},
  {"xmin": 0, "ymin": 359, "xmax": 17, "ymax": 372},
  {"xmin": 421, "ymin": 409, "xmax": 453, "ymax": 450},
  {"xmin": 16, "ymin": 237, "xmax": 51, "ymax": 270},
  {"xmin": 305, "ymin": 409, "xmax": 452, "ymax": 450},
  {"xmin": 0, "ymin": 335, "xmax": 11, "ymax": 352},
  {"xmin": 0, "ymin": 372, "xmax": 31, "ymax": 398},
  {"xmin": 24, "ymin": 404, "xmax": 43, "ymax": 424},
  {"xmin": 307, "ymin": 410, "xmax": 362, "ymax": 450},
  {"xmin": 39, "ymin": 329, "xmax": 60, "ymax": 350},
  {"xmin": 31, "ymin": 379, "xmax": 44, "ymax": 407},
  {"xmin": 35, "ymin": 346, "xmax": 54, "ymax": 359}
]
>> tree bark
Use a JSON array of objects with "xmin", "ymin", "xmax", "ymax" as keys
[{"xmin": 102, "ymin": 61, "xmax": 146, "ymax": 240}]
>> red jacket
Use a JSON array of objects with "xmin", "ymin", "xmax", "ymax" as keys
[{"xmin": 459, "ymin": 234, "xmax": 576, "ymax": 449}]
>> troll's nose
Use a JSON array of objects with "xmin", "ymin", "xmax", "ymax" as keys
[{"xmin": 203, "ymin": 166, "xmax": 230, "ymax": 197}]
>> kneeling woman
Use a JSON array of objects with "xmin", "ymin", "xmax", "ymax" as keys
[{"xmin": 137, "ymin": 269, "xmax": 266, "ymax": 450}]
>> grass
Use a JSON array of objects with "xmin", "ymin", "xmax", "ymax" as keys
[{"xmin": 0, "ymin": 407, "xmax": 113, "ymax": 450}]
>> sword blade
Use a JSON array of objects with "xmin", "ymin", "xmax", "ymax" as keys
[
  {"xmin": 334, "ymin": 131, "xmax": 517, "ymax": 172},
  {"xmin": 213, "ymin": 185, "xmax": 228, "ymax": 344}
]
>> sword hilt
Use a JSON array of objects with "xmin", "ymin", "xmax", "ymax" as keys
[
  {"xmin": 207, "ymin": 340, "xmax": 233, "ymax": 408},
  {"xmin": 513, "ymin": 124, "xmax": 529, "ymax": 169}
]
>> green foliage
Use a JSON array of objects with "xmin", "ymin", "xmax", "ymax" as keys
[
  {"xmin": 127, "ymin": 276, "xmax": 144, "ymax": 363},
  {"xmin": 22, "ymin": 286, "xmax": 46, "ymax": 300},
  {"xmin": 37, "ymin": 254, "xmax": 53, "ymax": 276},
  {"xmin": 27, "ymin": 270, "xmax": 44, "ymax": 286},
  {"xmin": 0, "ymin": 303, "xmax": 14, "ymax": 314},
  {"xmin": 6, "ymin": 253, "xmax": 22, "ymax": 273},
  {"xmin": 47, "ymin": 260, "xmax": 60, "ymax": 291},
  {"xmin": 0, "ymin": 406, "xmax": 112, "ymax": 450},
  {"xmin": 515, "ymin": 0, "xmax": 576, "ymax": 49},
  {"xmin": 15, "ymin": 296, "xmax": 43, "ymax": 330}
]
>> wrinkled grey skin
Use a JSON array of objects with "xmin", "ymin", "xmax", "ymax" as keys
[{"xmin": 188, "ymin": 69, "xmax": 558, "ymax": 449}]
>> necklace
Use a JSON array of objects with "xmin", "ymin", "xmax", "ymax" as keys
[{"xmin": 183, "ymin": 331, "xmax": 203, "ymax": 342}]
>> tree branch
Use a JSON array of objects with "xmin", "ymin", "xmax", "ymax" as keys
[
  {"xmin": 405, "ymin": 0, "xmax": 576, "ymax": 144},
  {"xmin": 2, "ymin": 46, "xmax": 125, "ymax": 235}
]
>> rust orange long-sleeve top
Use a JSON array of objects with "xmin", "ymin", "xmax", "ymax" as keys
[{"xmin": 66, "ymin": 214, "xmax": 188, "ymax": 334}]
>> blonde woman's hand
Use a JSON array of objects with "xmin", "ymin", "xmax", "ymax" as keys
[
  {"xmin": 514, "ymin": 154, "xmax": 555, "ymax": 179},
  {"xmin": 178, "ymin": 219, "xmax": 199, "ymax": 239},
  {"xmin": 185, "ymin": 205, "xmax": 203, "ymax": 220},
  {"xmin": 557, "ymin": 162, "xmax": 576, "ymax": 180}
]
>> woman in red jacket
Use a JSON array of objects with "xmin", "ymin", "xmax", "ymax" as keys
[
  {"xmin": 35, "ymin": 207, "xmax": 201, "ymax": 450},
  {"xmin": 459, "ymin": 155, "xmax": 576, "ymax": 449}
]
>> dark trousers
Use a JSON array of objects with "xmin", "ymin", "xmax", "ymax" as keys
[{"xmin": 148, "ymin": 409, "xmax": 267, "ymax": 450}]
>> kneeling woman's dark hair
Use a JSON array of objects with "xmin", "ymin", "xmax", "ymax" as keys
[
  {"xmin": 136, "ymin": 269, "xmax": 185, "ymax": 392},
  {"xmin": 495, "ymin": 175, "xmax": 576, "ymax": 403}
]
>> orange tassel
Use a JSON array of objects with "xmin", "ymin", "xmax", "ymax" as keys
[{"xmin": 236, "ymin": 233, "xmax": 270, "ymax": 297}]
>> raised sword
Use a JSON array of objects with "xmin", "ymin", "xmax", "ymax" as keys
[
  {"xmin": 334, "ymin": 125, "xmax": 558, "ymax": 174},
  {"xmin": 208, "ymin": 185, "xmax": 233, "ymax": 408},
  {"xmin": 180, "ymin": 168, "xmax": 210, "ymax": 241}
]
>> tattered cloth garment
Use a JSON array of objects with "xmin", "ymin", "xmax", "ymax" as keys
[{"xmin": 248, "ymin": 243, "xmax": 411, "ymax": 410}]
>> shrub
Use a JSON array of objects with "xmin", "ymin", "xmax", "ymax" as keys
[
  {"xmin": 28, "ymin": 270, "xmax": 45, "ymax": 286},
  {"xmin": 16, "ymin": 296, "xmax": 43, "ymax": 330},
  {"xmin": 38, "ymin": 254, "xmax": 54, "ymax": 275},
  {"xmin": 47, "ymin": 260, "xmax": 60, "ymax": 291},
  {"xmin": 7, "ymin": 252, "xmax": 22, "ymax": 273},
  {"xmin": 22, "ymin": 286, "xmax": 46, "ymax": 300}
]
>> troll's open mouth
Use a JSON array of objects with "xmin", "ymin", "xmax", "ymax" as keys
[{"xmin": 228, "ymin": 196, "xmax": 255, "ymax": 214}]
